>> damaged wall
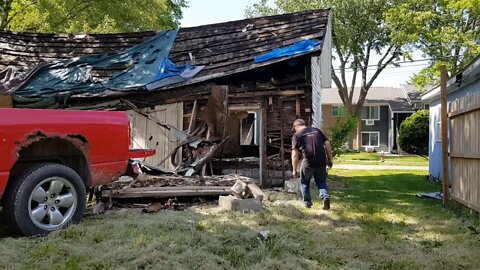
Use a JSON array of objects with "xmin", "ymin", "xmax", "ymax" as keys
[{"xmin": 129, "ymin": 102, "xmax": 183, "ymax": 170}]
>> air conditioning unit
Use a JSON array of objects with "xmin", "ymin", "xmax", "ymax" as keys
[
  {"xmin": 414, "ymin": 103, "xmax": 423, "ymax": 109},
  {"xmin": 365, "ymin": 146, "xmax": 375, "ymax": 152},
  {"xmin": 366, "ymin": 119, "xmax": 375, "ymax": 126}
]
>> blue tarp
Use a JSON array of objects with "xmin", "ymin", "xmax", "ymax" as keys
[
  {"xmin": 154, "ymin": 58, "xmax": 194, "ymax": 81},
  {"xmin": 146, "ymin": 58, "xmax": 204, "ymax": 90},
  {"xmin": 254, "ymin": 39, "xmax": 321, "ymax": 64},
  {"xmin": 13, "ymin": 30, "xmax": 203, "ymax": 108}
]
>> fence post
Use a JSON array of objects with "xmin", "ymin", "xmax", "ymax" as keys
[{"xmin": 440, "ymin": 65, "xmax": 449, "ymax": 206}]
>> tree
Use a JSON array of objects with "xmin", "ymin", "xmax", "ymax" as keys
[
  {"xmin": 385, "ymin": 0, "xmax": 480, "ymax": 87},
  {"xmin": 1, "ymin": 0, "xmax": 188, "ymax": 33},
  {"xmin": 246, "ymin": 0, "xmax": 408, "ymax": 117},
  {"xmin": 398, "ymin": 110, "xmax": 429, "ymax": 155},
  {"xmin": 329, "ymin": 116, "xmax": 357, "ymax": 157}
]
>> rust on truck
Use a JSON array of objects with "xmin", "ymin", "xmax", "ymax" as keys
[{"xmin": 14, "ymin": 131, "xmax": 90, "ymax": 156}]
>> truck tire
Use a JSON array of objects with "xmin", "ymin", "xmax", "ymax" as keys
[{"xmin": 2, "ymin": 163, "xmax": 86, "ymax": 236}]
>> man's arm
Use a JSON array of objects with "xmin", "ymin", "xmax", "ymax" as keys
[
  {"xmin": 292, "ymin": 149, "xmax": 300, "ymax": 178},
  {"xmin": 324, "ymin": 140, "xmax": 333, "ymax": 168}
]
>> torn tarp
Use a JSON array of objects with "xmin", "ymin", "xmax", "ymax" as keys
[
  {"xmin": 416, "ymin": 191, "xmax": 443, "ymax": 200},
  {"xmin": 253, "ymin": 39, "xmax": 321, "ymax": 64},
  {"xmin": 146, "ymin": 58, "xmax": 204, "ymax": 90},
  {"xmin": 11, "ymin": 30, "xmax": 203, "ymax": 108}
]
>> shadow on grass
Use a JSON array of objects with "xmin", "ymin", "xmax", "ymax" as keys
[{"xmin": 0, "ymin": 171, "xmax": 478, "ymax": 269}]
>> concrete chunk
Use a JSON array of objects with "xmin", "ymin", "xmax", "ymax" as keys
[
  {"xmin": 246, "ymin": 183, "xmax": 266, "ymax": 201},
  {"xmin": 218, "ymin": 195, "xmax": 263, "ymax": 212},
  {"xmin": 284, "ymin": 178, "xmax": 301, "ymax": 195},
  {"xmin": 231, "ymin": 180, "xmax": 248, "ymax": 198}
]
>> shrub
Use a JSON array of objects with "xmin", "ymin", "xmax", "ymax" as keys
[
  {"xmin": 398, "ymin": 110, "xmax": 429, "ymax": 155},
  {"xmin": 329, "ymin": 116, "xmax": 357, "ymax": 157}
]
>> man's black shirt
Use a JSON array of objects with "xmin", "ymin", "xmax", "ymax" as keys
[{"xmin": 292, "ymin": 127, "xmax": 328, "ymax": 168}]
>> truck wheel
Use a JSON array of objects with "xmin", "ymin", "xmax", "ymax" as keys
[{"xmin": 3, "ymin": 163, "xmax": 86, "ymax": 236}]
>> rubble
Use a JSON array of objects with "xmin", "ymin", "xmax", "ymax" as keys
[
  {"xmin": 246, "ymin": 183, "xmax": 267, "ymax": 200},
  {"xmin": 102, "ymin": 174, "xmax": 257, "ymax": 199},
  {"xmin": 218, "ymin": 179, "xmax": 266, "ymax": 212},
  {"xmin": 142, "ymin": 199, "xmax": 184, "ymax": 213},
  {"xmin": 218, "ymin": 195, "xmax": 263, "ymax": 212},
  {"xmin": 284, "ymin": 178, "xmax": 301, "ymax": 195}
]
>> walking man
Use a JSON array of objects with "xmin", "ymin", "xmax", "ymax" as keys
[{"xmin": 291, "ymin": 119, "xmax": 333, "ymax": 210}]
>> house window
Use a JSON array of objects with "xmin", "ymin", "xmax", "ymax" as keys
[
  {"xmin": 361, "ymin": 132, "xmax": 380, "ymax": 147},
  {"xmin": 361, "ymin": 106, "xmax": 380, "ymax": 120},
  {"xmin": 435, "ymin": 121, "xmax": 442, "ymax": 142},
  {"xmin": 332, "ymin": 106, "xmax": 347, "ymax": 117}
]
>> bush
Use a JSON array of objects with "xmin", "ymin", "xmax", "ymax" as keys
[
  {"xmin": 398, "ymin": 110, "xmax": 429, "ymax": 155},
  {"xmin": 329, "ymin": 116, "xmax": 357, "ymax": 157}
]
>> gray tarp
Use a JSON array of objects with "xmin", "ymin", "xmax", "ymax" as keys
[{"xmin": 7, "ymin": 29, "xmax": 203, "ymax": 108}]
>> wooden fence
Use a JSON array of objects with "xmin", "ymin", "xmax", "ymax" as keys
[{"xmin": 449, "ymin": 91, "xmax": 480, "ymax": 212}]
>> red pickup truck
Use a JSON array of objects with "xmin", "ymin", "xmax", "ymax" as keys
[{"xmin": 0, "ymin": 108, "xmax": 154, "ymax": 236}]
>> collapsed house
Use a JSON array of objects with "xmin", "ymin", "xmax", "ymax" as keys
[{"xmin": 0, "ymin": 9, "xmax": 333, "ymax": 187}]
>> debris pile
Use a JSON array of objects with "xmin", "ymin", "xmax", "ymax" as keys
[
  {"xmin": 218, "ymin": 179, "xmax": 266, "ymax": 212},
  {"xmin": 102, "ymin": 174, "xmax": 256, "ymax": 199}
]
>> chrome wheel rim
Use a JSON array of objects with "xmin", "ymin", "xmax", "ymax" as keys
[{"xmin": 28, "ymin": 177, "xmax": 77, "ymax": 231}]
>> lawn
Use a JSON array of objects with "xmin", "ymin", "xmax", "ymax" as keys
[
  {"xmin": 335, "ymin": 152, "xmax": 428, "ymax": 166},
  {"xmin": 0, "ymin": 170, "xmax": 478, "ymax": 270}
]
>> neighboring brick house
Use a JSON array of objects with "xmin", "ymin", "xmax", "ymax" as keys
[{"xmin": 321, "ymin": 86, "xmax": 423, "ymax": 153}]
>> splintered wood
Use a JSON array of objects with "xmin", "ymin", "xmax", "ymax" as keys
[{"xmin": 103, "ymin": 174, "xmax": 256, "ymax": 199}]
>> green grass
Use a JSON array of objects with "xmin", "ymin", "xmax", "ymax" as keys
[
  {"xmin": 0, "ymin": 170, "xmax": 478, "ymax": 269},
  {"xmin": 335, "ymin": 152, "xmax": 428, "ymax": 166}
]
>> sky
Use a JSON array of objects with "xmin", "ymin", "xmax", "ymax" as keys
[{"xmin": 179, "ymin": 0, "xmax": 428, "ymax": 88}]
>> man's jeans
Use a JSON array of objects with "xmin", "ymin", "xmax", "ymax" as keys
[{"xmin": 300, "ymin": 164, "xmax": 329, "ymax": 206}]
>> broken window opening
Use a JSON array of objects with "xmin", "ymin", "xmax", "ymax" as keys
[{"xmin": 240, "ymin": 112, "xmax": 259, "ymax": 146}]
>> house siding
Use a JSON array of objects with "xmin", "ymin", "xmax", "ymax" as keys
[
  {"xmin": 361, "ymin": 105, "xmax": 389, "ymax": 152},
  {"xmin": 321, "ymin": 105, "xmax": 342, "ymax": 138}
]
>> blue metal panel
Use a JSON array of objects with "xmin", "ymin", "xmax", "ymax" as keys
[
  {"xmin": 428, "ymin": 101, "xmax": 442, "ymax": 180},
  {"xmin": 428, "ymin": 79, "xmax": 480, "ymax": 181}
]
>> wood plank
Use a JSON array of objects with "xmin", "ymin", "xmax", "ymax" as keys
[
  {"xmin": 232, "ymin": 90, "xmax": 305, "ymax": 98},
  {"xmin": 187, "ymin": 100, "xmax": 198, "ymax": 134},
  {"xmin": 279, "ymin": 97, "xmax": 286, "ymax": 183},
  {"xmin": 451, "ymin": 194, "xmax": 480, "ymax": 213},
  {"xmin": 104, "ymin": 186, "xmax": 231, "ymax": 199},
  {"xmin": 0, "ymin": 30, "xmax": 156, "ymax": 39},
  {"xmin": 450, "ymin": 153, "xmax": 480, "ymax": 159},
  {"xmin": 260, "ymin": 100, "xmax": 268, "ymax": 187},
  {"xmin": 448, "ymin": 102, "xmax": 480, "ymax": 118},
  {"xmin": 115, "ymin": 186, "xmax": 231, "ymax": 192}
]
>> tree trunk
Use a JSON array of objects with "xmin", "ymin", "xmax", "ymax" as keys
[{"xmin": 355, "ymin": 115, "xmax": 362, "ymax": 150}]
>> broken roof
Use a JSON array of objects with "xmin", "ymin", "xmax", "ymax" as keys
[
  {"xmin": 321, "ymin": 87, "xmax": 415, "ymax": 112},
  {"xmin": 0, "ymin": 9, "xmax": 331, "ymax": 107}
]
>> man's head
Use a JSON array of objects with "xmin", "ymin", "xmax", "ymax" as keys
[{"xmin": 292, "ymin": 119, "xmax": 307, "ymax": 132}]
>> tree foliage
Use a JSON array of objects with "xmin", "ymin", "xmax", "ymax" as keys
[
  {"xmin": 385, "ymin": 0, "xmax": 480, "ymax": 87},
  {"xmin": 329, "ymin": 116, "xmax": 357, "ymax": 157},
  {"xmin": 398, "ymin": 110, "xmax": 429, "ymax": 155},
  {"xmin": 1, "ymin": 0, "xmax": 188, "ymax": 33},
  {"xmin": 246, "ymin": 0, "xmax": 407, "ymax": 117}
]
